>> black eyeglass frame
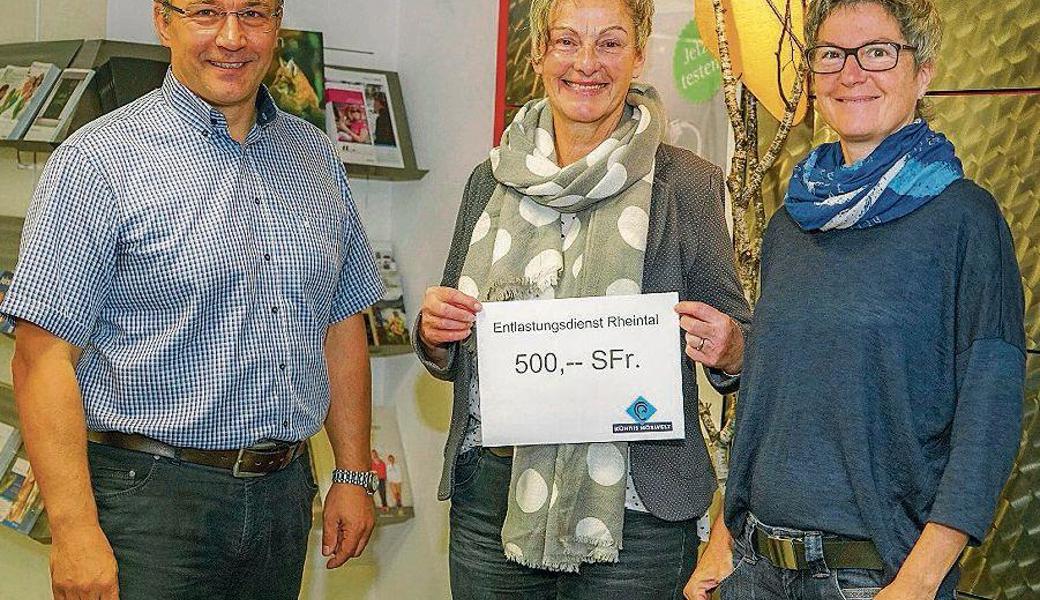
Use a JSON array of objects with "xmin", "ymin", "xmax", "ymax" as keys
[
  {"xmin": 805, "ymin": 42, "xmax": 918, "ymax": 74},
  {"xmin": 154, "ymin": 0, "xmax": 284, "ymax": 29}
]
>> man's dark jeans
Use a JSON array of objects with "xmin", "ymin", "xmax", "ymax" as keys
[
  {"xmin": 88, "ymin": 441, "xmax": 316, "ymax": 600},
  {"xmin": 449, "ymin": 448, "xmax": 699, "ymax": 600}
]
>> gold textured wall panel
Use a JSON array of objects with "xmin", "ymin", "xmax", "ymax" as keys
[
  {"xmin": 933, "ymin": 95, "xmax": 1040, "ymax": 350},
  {"xmin": 758, "ymin": 111, "xmax": 821, "ymax": 217},
  {"xmin": 930, "ymin": 0, "xmax": 1040, "ymax": 91},
  {"xmin": 951, "ymin": 94, "xmax": 1040, "ymax": 600}
]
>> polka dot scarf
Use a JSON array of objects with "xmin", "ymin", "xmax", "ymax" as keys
[{"xmin": 459, "ymin": 84, "xmax": 665, "ymax": 572}]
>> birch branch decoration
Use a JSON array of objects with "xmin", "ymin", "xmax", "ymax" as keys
[{"xmin": 699, "ymin": 0, "xmax": 810, "ymax": 480}]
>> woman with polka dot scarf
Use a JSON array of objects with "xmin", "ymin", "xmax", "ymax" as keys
[{"xmin": 413, "ymin": 1, "xmax": 750, "ymax": 597}]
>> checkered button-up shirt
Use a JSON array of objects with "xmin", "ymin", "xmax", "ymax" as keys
[{"xmin": 0, "ymin": 70, "xmax": 383, "ymax": 449}]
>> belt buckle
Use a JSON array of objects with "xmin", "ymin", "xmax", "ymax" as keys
[
  {"xmin": 764, "ymin": 534, "xmax": 802, "ymax": 570},
  {"xmin": 232, "ymin": 448, "xmax": 266, "ymax": 479},
  {"xmin": 279, "ymin": 443, "xmax": 300, "ymax": 469}
]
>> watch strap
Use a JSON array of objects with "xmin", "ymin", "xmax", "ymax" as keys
[{"xmin": 331, "ymin": 469, "xmax": 377, "ymax": 494}]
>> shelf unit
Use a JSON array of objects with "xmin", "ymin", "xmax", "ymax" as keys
[
  {"xmin": 369, "ymin": 344, "xmax": 413, "ymax": 357},
  {"xmin": 0, "ymin": 39, "xmax": 171, "ymax": 154},
  {"xmin": 346, "ymin": 164, "xmax": 428, "ymax": 181},
  {"xmin": 0, "ymin": 40, "xmax": 428, "ymax": 180},
  {"xmin": 0, "ymin": 384, "xmax": 51, "ymax": 545}
]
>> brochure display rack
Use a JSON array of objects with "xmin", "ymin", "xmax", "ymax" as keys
[{"xmin": 0, "ymin": 39, "xmax": 171, "ymax": 153}]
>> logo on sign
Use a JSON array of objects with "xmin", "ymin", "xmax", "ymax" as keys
[
  {"xmin": 626, "ymin": 396, "xmax": 657, "ymax": 424},
  {"xmin": 613, "ymin": 396, "xmax": 673, "ymax": 434}
]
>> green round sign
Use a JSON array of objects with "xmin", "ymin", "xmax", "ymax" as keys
[{"xmin": 673, "ymin": 20, "xmax": 722, "ymax": 104}]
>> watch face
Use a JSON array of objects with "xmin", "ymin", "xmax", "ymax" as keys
[{"xmin": 366, "ymin": 471, "xmax": 380, "ymax": 494}]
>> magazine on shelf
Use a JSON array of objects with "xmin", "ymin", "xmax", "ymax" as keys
[
  {"xmin": 0, "ymin": 62, "xmax": 62, "ymax": 140},
  {"xmin": 0, "ymin": 270, "xmax": 13, "ymax": 336},
  {"xmin": 324, "ymin": 66, "xmax": 405, "ymax": 168},
  {"xmin": 0, "ymin": 456, "xmax": 44, "ymax": 535},
  {"xmin": 367, "ymin": 242, "xmax": 410, "ymax": 347},
  {"xmin": 0, "ymin": 66, "xmax": 27, "ymax": 138},
  {"xmin": 370, "ymin": 404, "xmax": 414, "ymax": 524},
  {"xmin": 23, "ymin": 69, "xmax": 95, "ymax": 143},
  {"xmin": 0, "ymin": 423, "xmax": 19, "ymax": 478}
]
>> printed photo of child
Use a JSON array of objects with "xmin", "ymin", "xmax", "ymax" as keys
[{"xmin": 329, "ymin": 88, "xmax": 372, "ymax": 145}]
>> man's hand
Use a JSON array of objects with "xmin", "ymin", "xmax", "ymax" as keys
[
  {"xmin": 322, "ymin": 314, "xmax": 375, "ymax": 568},
  {"xmin": 50, "ymin": 523, "xmax": 119, "ymax": 600},
  {"xmin": 675, "ymin": 301, "xmax": 744, "ymax": 374},
  {"xmin": 321, "ymin": 483, "xmax": 375, "ymax": 568},
  {"xmin": 419, "ymin": 286, "xmax": 482, "ymax": 350},
  {"xmin": 684, "ymin": 515, "xmax": 735, "ymax": 600}
]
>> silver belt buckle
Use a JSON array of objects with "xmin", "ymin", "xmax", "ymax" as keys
[{"xmin": 232, "ymin": 448, "xmax": 266, "ymax": 479}]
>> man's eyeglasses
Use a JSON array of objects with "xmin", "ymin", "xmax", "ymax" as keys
[
  {"xmin": 806, "ymin": 42, "xmax": 917, "ymax": 74},
  {"xmin": 156, "ymin": 1, "xmax": 283, "ymax": 33}
]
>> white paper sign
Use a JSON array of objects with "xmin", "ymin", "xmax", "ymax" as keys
[{"xmin": 476, "ymin": 292, "xmax": 685, "ymax": 446}]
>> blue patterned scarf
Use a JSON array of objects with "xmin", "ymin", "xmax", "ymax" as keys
[{"xmin": 785, "ymin": 120, "xmax": 963, "ymax": 231}]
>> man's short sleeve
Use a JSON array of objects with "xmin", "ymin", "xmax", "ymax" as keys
[
  {"xmin": 328, "ymin": 167, "xmax": 383, "ymax": 323},
  {"xmin": 0, "ymin": 144, "xmax": 118, "ymax": 347}
]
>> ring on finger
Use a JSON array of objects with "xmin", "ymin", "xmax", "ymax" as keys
[{"xmin": 696, "ymin": 336, "xmax": 707, "ymax": 352}]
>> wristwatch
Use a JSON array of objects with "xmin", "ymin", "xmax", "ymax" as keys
[{"xmin": 331, "ymin": 469, "xmax": 379, "ymax": 495}]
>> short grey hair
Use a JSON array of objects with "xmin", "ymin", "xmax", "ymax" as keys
[
  {"xmin": 806, "ymin": 0, "xmax": 943, "ymax": 67},
  {"xmin": 529, "ymin": 0, "xmax": 655, "ymax": 65},
  {"xmin": 806, "ymin": 0, "xmax": 941, "ymax": 118}
]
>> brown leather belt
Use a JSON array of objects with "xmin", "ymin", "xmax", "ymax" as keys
[
  {"xmin": 753, "ymin": 528, "xmax": 884, "ymax": 571},
  {"xmin": 87, "ymin": 431, "xmax": 306, "ymax": 478}
]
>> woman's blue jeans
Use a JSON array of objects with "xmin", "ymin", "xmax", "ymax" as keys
[
  {"xmin": 720, "ymin": 513, "xmax": 956, "ymax": 600},
  {"xmin": 448, "ymin": 447, "xmax": 700, "ymax": 600}
]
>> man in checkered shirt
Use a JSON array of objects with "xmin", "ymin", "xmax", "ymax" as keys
[{"xmin": 0, "ymin": 1, "xmax": 385, "ymax": 598}]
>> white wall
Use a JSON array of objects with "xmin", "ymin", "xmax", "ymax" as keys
[
  {"xmin": 0, "ymin": 148, "xmax": 44, "ymax": 218},
  {"xmin": 380, "ymin": 2, "xmax": 502, "ymax": 598},
  {"xmin": 1, "ymin": 0, "xmax": 108, "ymax": 44},
  {"xmin": 291, "ymin": 1, "xmax": 500, "ymax": 596},
  {"xmin": 301, "ymin": 1, "xmax": 502, "ymax": 597}
]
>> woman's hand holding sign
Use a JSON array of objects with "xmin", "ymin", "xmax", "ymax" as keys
[
  {"xmin": 418, "ymin": 287, "xmax": 482, "ymax": 362},
  {"xmin": 674, "ymin": 301, "xmax": 744, "ymax": 375}
]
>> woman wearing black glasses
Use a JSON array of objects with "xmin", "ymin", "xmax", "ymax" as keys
[{"xmin": 685, "ymin": 1, "xmax": 1025, "ymax": 599}]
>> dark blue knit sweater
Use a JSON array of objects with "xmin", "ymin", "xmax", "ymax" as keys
[{"xmin": 725, "ymin": 179, "xmax": 1026, "ymax": 594}]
